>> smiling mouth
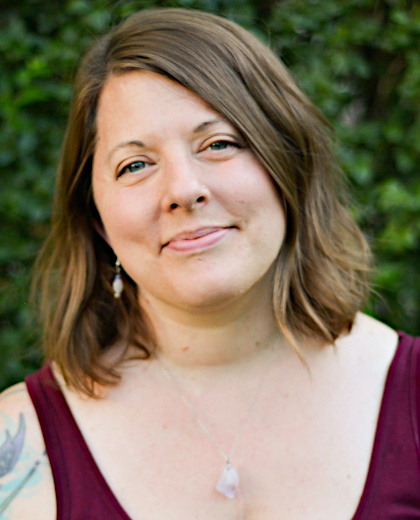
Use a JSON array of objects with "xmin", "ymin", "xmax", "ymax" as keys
[{"xmin": 162, "ymin": 227, "xmax": 235, "ymax": 252}]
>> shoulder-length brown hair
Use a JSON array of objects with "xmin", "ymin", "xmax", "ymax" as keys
[{"xmin": 33, "ymin": 7, "xmax": 371, "ymax": 395}]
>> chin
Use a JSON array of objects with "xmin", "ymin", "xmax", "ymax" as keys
[
  {"xmin": 168, "ymin": 269, "xmax": 274, "ymax": 313},
  {"xmin": 179, "ymin": 290, "xmax": 246, "ymax": 312}
]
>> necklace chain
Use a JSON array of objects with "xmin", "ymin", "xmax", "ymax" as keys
[{"xmin": 156, "ymin": 347, "xmax": 276, "ymax": 464}]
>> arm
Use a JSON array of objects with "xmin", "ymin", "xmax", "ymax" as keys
[{"xmin": 0, "ymin": 384, "xmax": 56, "ymax": 520}]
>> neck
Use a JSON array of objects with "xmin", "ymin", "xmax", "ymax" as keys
[{"xmin": 140, "ymin": 287, "xmax": 285, "ymax": 370}]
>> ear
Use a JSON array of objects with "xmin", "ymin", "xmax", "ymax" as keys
[{"xmin": 93, "ymin": 218, "xmax": 111, "ymax": 246}]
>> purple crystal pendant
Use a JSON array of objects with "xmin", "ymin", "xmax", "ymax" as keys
[{"xmin": 216, "ymin": 462, "xmax": 239, "ymax": 498}]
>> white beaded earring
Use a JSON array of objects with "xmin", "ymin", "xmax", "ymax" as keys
[{"xmin": 112, "ymin": 258, "xmax": 124, "ymax": 299}]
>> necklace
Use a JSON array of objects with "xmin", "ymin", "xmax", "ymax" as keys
[{"xmin": 156, "ymin": 347, "xmax": 276, "ymax": 499}]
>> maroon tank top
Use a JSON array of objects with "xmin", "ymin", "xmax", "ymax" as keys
[{"xmin": 26, "ymin": 332, "xmax": 420, "ymax": 519}]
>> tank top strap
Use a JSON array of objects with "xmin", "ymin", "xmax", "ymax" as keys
[
  {"xmin": 25, "ymin": 365, "xmax": 131, "ymax": 520},
  {"xmin": 411, "ymin": 335, "xmax": 420, "ymax": 454},
  {"xmin": 353, "ymin": 331, "xmax": 420, "ymax": 519}
]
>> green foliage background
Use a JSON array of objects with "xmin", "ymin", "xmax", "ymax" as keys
[{"xmin": 1, "ymin": 0, "xmax": 419, "ymax": 390}]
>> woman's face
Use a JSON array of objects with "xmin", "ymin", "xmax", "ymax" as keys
[{"xmin": 92, "ymin": 71, "xmax": 286, "ymax": 313}]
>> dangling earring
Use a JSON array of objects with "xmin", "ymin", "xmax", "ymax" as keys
[{"xmin": 112, "ymin": 258, "xmax": 124, "ymax": 299}]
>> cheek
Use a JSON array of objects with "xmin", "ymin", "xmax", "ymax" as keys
[
  {"xmin": 94, "ymin": 187, "xmax": 156, "ymax": 250},
  {"xmin": 224, "ymin": 163, "xmax": 283, "ymax": 222},
  {"xmin": 243, "ymin": 171, "xmax": 286, "ymax": 248}
]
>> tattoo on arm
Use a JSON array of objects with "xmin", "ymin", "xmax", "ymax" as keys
[
  {"xmin": 0, "ymin": 413, "xmax": 25, "ymax": 478},
  {"xmin": 0, "ymin": 413, "xmax": 46, "ymax": 516}
]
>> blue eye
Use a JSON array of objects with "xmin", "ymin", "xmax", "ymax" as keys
[
  {"xmin": 127, "ymin": 161, "xmax": 146, "ymax": 172},
  {"xmin": 119, "ymin": 161, "xmax": 146, "ymax": 176},
  {"xmin": 209, "ymin": 141, "xmax": 232, "ymax": 151}
]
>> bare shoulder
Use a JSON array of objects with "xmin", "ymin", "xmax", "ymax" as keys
[
  {"xmin": 351, "ymin": 312, "xmax": 398, "ymax": 347},
  {"xmin": 0, "ymin": 382, "xmax": 56, "ymax": 520},
  {"xmin": 336, "ymin": 312, "xmax": 399, "ymax": 374}
]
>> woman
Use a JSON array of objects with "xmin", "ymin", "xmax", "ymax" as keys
[{"xmin": 1, "ymin": 7, "xmax": 418, "ymax": 520}]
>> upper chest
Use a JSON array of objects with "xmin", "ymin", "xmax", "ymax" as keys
[{"xmin": 61, "ymin": 344, "xmax": 397, "ymax": 520}]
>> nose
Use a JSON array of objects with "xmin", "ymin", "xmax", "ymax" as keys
[{"xmin": 161, "ymin": 156, "xmax": 210, "ymax": 212}]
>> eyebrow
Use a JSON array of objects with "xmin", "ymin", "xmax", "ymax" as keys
[
  {"xmin": 192, "ymin": 118, "xmax": 228, "ymax": 134},
  {"xmin": 106, "ymin": 140, "xmax": 145, "ymax": 163},
  {"xmin": 105, "ymin": 118, "xmax": 229, "ymax": 163}
]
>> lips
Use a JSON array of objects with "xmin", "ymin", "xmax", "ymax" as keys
[{"xmin": 163, "ymin": 226, "xmax": 234, "ymax": 252}]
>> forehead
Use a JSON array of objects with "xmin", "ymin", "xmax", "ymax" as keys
[
  {"xmin": 97, "ymin": 71, "xmax": 217, "ymax": 123},
  {"xmin": 93, "ymin": 71, "xmax": 237, "ymax": 158}
]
